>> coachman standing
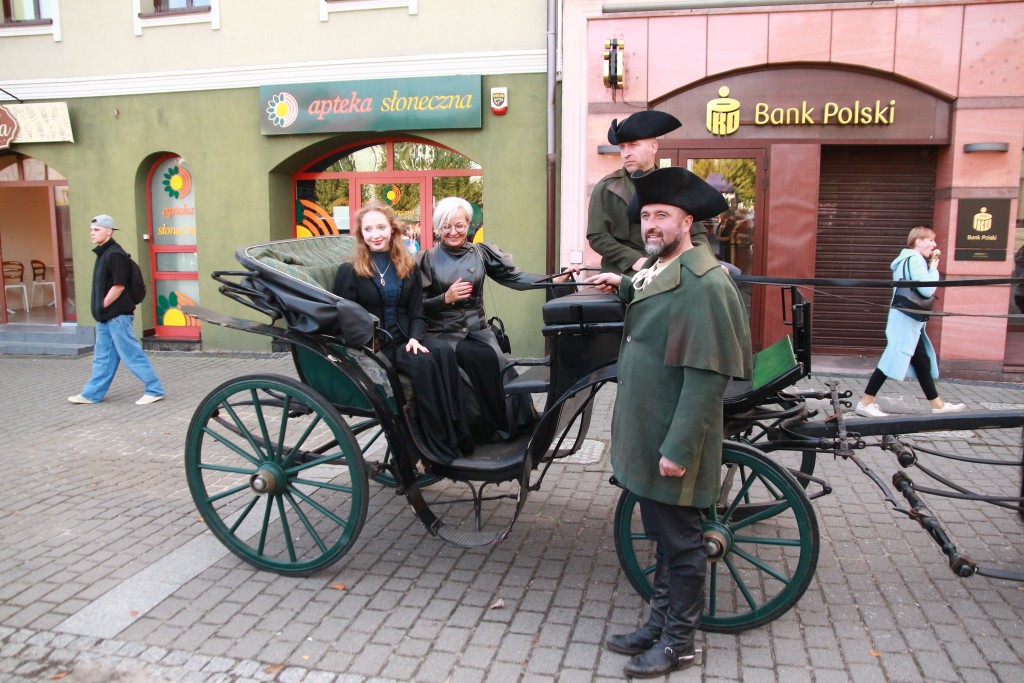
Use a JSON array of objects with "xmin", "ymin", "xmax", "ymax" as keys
[{"xmin": 588, "ymin": 167, "xmax": 752, "ymax": 678}]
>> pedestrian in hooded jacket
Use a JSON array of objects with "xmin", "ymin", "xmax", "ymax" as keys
[{"xmin": 854, "ymin": 226, "xmax": 965, "ymax": 417}]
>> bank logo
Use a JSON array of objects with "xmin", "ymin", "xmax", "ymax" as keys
[
  {"xmin": 266, "ymin": 92, "xmax": 299, "ymax": 128},
  {"xmin": 973, "ymin": 207, "xmax": 993, "ymax": 232},
  {"xmin": 707, "ymin": 86, "xmax": 740, "ymax": 136}
]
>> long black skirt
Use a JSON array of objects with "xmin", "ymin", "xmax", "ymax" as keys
[{"xmin": 389, "ymin": 337, "xmax": 473, "ymax": 463}]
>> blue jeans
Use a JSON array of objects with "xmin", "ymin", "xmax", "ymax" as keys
[{"xmin": 81, "ymin": 314, "xmax": 164, "ymax": 401}]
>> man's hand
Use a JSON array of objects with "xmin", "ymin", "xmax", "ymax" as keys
[
  {"xmin": 585, "ymin": 272, "xmax": 622, "ymax": 294},
  {"xmin": 659, "ymin": 456, "xmax": 686, "ymax": 478},
  {"xmin": 103, "ymin": 284, "xmax": 126, "ymax": 309}
]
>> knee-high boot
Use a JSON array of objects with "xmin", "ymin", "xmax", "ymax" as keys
[
  {"xmin": 623, "ymin": 574, "xmax": 704, "ymax": 678},
  {"xmin": 605, "ymin": 561, "xmax": 670, "ymax": 655}
]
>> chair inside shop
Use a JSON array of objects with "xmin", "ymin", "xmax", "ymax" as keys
[
  {"xmin": 30, "ymin": 259, "xmax": 57, "ymax": 307},
  {"xmin": 3, "ymin": 260, "xmax": 30, "ymax": 314}
]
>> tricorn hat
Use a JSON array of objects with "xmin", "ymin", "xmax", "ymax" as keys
[
  {"xmin": 607, "ymin": 111, "xmax": 681, "ymax": 145},
  {"xmin": 627, "ymin": 167, "xmax": 729, "ymax": 223}
]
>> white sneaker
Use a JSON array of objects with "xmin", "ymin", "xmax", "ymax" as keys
[
  {"xmin": 855, "ymin": 401, "xmax": 888, "ymax": 418},
  {"xmin": 68, "ymin": 394, "xmax": 96, "ymax": 404},
  {"xmin": 932, "ymin": 402, "xmax": 965, "ymax": 413},
  {"xmin": 136, "ymin": 394, "xmax": 164, "ymax": 405}
]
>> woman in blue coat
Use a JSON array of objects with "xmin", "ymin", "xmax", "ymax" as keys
[{"xmin": 854, "ymin": 226, "xmax": 965, "ymax": 417}]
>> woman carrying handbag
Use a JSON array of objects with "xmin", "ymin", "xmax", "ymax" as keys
[{"xmin": 854, "ymin": 226, "xmax": 966, "ymax": 418}]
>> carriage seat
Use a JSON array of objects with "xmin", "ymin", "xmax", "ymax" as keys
[
  {"xmin": 723, "ymin": 335, "xmax": 803, "ymax": 416},
  {"xmin": 245, "ymin": 236, "xmax": 355, "ymax": 293}
]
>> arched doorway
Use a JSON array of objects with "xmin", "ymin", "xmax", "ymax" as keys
[
  {"xmin": 0, "ymin": 153, "xmax": 73, "ymax": 325},
  {"xmin": 292, "ymin": 138, "xmax": 483, "ymax": 251}
]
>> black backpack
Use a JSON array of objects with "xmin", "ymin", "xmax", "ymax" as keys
[{"xmin": 122, "ymin": 252, "xmax": 147, "ymax": 305}]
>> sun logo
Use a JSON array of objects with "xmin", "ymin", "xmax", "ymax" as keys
[
  {"xmin": 162, "ymin": 165, "xmax": 192, "ymax": 199},
  {"xmin": 266, "ymin": 92, "xmax": 299, "ymax": 128},
  {"xmin": 382, "ymin": 184, "xmax": 402, "ymax": 205}
]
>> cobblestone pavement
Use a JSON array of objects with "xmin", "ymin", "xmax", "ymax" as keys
[{"xmin": 1, "ymin": 352, "xmax": 1023, "ymax": 682}]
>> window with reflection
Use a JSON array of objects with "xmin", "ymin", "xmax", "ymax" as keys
[
  {"xmin": 293, "ymin": 138, "xmax": 482, "ymax": 252},
  {"xmin": 2, "ymin": 0, "xmax": 53, "ymax": 24}
]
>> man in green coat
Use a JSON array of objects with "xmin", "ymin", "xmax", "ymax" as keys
[
  {"xmin": 587, "ymin": 111, "xmax": 711, "ymax": 276},
  {"xmin": 588, "ymin": 167, "xmax": 752, "ymax": 678}
]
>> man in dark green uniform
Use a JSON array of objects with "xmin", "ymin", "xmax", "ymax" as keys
[
  {"xmin": 588, "ymin": 167, "xmax": 752, "ymax": 678},
  {"xmin": 587, "ymin": 111, "xmax": 710, "ymax": 276}
]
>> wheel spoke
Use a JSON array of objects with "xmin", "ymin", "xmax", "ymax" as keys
[
  {"xmin": 732, "ymin": 535, "xmax": 803, "ymax": 547},
  {"xmin": 721, "ymin": 466, "xmax": 758, "ymax": 521},
  {"xmin": 708, "ymin": 562, "xmax": 719, "ymax": 616},
  {"xmin": 201, "ymin": 423, "xmax": 263, "ymax": 467},
  {"xmin": 275, "ymin": 495, "xmax": 297, "ymax": 563},
  {"xmin": 198, "ymin": 462, "xmax": 257, "ymax": 475},
  {"xmin": 288, "ymin": 485, "xmax": 351, "ymax": 529},
  {"xmin": 281, "ymin": 412, "xmax": 324, "ymax": 466},
  {"xmin": 730, "ymin": 545, "xmax": 791, "ymax": 584},
  {"xmin": 256, "ymin": 496, "xmax": 273, "ymax": 555},
  {"xmin": 275, "ymin": 394, "xmax": 292, "ymax": 463},
  {"xmin": 221, "ymin": 400, "xmax": 269, "ymax": 462},
  {"xmin": 250, "ymin": 390, "xmax": 277, "ymax": 461},
  {"xmin": 283, "ymin": 490, "xmax": 329, "ymax": 553},
  {"xmin": 290, "ymin": 477, "xmax": 353, "ymax": 494},
  {"xmin": 228, "ymin": 495, "xmax": 261, "ymax": 534},
  {"xmin": 728, "ymin": 500, "xmax": 792, "ymax": 531},
  {"xmin": 723, "ymin": 555, "xmax": 759, "ymax": 610},
  {"xmin": 206, "ymin": 482, "xmax": 252, "ymax": 504}
]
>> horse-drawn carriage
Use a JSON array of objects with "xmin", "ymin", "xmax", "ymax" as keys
[{"xmin": 184, "ymin": 234, "xmax": 1024, "ymax": 634}]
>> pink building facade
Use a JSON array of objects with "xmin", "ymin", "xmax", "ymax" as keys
[{"xmin": 560, "ymin": 0, "xmax": 1024, "ymax": 378}]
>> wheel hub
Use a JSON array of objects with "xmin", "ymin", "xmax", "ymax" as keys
[
  {"xmin": 250, "ymin": 462, "xmax": 287, "ymax": 495},
  {"xmin": 702, "ymin": 521, "xmax": 733, "ymax": 563}
]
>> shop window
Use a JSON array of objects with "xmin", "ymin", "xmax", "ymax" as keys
[
  {"xmin": 147, "ymin": 155, "xmax": 201, "ymax": 339},
  {"xmin": 293, "ymin": 138, "xmax": 482, "ymax": 253},
  {"xmin": 133, "ymin": 0, "xmax": 218, "ymax": 35}
]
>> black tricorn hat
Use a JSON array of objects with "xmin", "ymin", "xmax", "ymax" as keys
[
  {"xmin": 607, "ymin": 111, "xmax": 682, "ymax": 145},
  {"xmin": 627, "ymin": 167, "xmax": 730, "ymax": 223}
]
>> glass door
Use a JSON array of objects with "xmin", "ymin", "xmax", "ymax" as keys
[
  {"xmin": 669, "ymin": 149, "xmax": 766, "ymax": 345},
  {"xmin": 148, "ymin": 155, "xmax": 200, "ymax": 339}
]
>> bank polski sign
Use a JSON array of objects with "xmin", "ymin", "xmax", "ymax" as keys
[{"xmin": 259, "ymin": 75, "xmax": 481, "ymax": 135}]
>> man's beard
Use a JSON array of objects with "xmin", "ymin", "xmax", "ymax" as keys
[{"xmin": 644, "ymin": 232, "xmax": 681, "ymax": 258}]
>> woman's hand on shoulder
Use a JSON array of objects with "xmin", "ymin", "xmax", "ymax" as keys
[{"xmin": 406, "ymin": 338, "xmax": 430, "ymax": 355}]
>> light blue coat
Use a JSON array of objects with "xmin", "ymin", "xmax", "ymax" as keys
[{"xmin": 877, "ymin": 248, "xmax": 939, "ymax": 381}]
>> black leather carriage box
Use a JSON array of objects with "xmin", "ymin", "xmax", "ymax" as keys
[{"xmin": 542, "ymin": 290, "xmax": 625, "ymax": 325}]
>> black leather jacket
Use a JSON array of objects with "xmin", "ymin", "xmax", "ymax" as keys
[{"xmin": 418, "ymin": 242, "xmax": 543, "ymax": 342}]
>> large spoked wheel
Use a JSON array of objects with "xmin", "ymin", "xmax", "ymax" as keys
[
  {"xmin": 614, "ymin": 441, "xmax": 819, "ymax": 633},
  {"xmin": 185, "ymin": 374, "xmax": 369, "ymax": 575}
]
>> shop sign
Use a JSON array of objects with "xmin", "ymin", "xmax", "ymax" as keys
[
  {"xmin": 259, "ymin": 75, "xmax": 481, "ymax": 135},
  {"xmin": 0, "ymin": 102, "xmax": 74, "ymax": 145},
  {"xmin": 0, "ymin": 106, "xmax": 16, "ymax": 149},
  {"xmin": 659, "ymin": 67, "xmax": 951, "ymax": 144},
  {"xmin": 954, "ymin": 199, "xmax": 1011, "ymax": 262}
]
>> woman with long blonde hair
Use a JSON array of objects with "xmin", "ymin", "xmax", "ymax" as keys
[{"xmin": 334, "ymin": 201, "xmax": 473, "ymax": 461}]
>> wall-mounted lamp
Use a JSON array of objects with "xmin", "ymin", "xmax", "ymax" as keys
[
  {"xmin": 603, "ymin": 39, "xmax": 624, "ymax": 90},
  {"xmin": 963, "ymin": 142, "xmax": 1009, "ymax": 153}
]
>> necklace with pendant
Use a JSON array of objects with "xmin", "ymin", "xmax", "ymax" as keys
[{"xmin": 372, "ymin": 257, "xmax": 391, "ymax": 286}]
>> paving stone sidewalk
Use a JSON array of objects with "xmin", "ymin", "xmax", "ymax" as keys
[{"xmin": 1, "ymin": 352, "xmax": 1022, "ymax": 682}]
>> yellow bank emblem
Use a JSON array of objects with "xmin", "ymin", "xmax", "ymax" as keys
[{"xmin": 707, "ymin": 86, "xmax": 741, "ymax": 136}]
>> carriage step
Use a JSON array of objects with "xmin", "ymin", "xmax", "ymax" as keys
[
  {"xmin": 435, "ymin": 525, "xmax": 504, "ymax": 548},
  {"xmin": 505, "ymin": 365, "xmax": 550, "ymax": 395}
]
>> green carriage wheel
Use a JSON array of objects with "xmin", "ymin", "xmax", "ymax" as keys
[
  {"xmin": 614, "ymin": 441, "xmax": 819, "ymax": 633},
  {"xmin": 185, "ymin": 374, "xmax": 369, "ymax": 575}
]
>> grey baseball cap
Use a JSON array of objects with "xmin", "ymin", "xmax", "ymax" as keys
[{"xmin": 91, "ymin": 214, "xmax": 118, "ymax": 230}]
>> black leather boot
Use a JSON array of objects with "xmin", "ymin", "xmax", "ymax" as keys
[
  {"xmin": 606, "ymin": 563, "xmax": 670, "ymax": 655},
  {"xmin": 623, "ymin": 574, "xmax": 704, "ymax": 678}
]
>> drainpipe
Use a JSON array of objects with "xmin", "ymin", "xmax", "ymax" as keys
[{"xmin": 546, "ymin": 0, "xmax": 557, "ymax": 276}]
